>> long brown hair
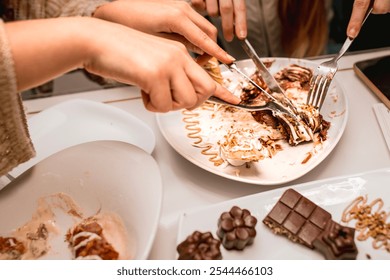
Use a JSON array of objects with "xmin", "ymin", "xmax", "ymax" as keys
[
  {"xmin": 0, "ymin": 1, "xmax": 6, "ymax": 17},
  {"xmin": 278, "ymin": 0, "xmax": 328, "ymax": 57},
  {"xmin": 0, "ymin": 0, "xmax": 14, "ymax": 21}
]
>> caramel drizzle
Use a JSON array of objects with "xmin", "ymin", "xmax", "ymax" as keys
[
  {"xmin": 182, "ymin": 107, "xmax": 224, "ymax": 166},
  {"xmin": 182, "ymin": 109, "xmax": 203, "ymax": 145},
  {"xmin": 342, "ymin": 195, "xmax": 390, "ymax": 252},
  {"xmin": 199, "ymin": 144, "xmax": 224, "ymax": 166}
]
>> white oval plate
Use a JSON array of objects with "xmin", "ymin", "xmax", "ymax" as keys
[
  {"xmin": 177, "ymin": 168, "xmax": 390, "ymax": 260},
  {"xmin": 0, "ymin": 140, "xmax": 162, "ymax": 260},
  {"xmin": 157, "ymin": 58, "xmax": 348, "ymax": 185},
  {"xmin": 9, "ymin": 99, "xmax": 155, "ymax": 180}
]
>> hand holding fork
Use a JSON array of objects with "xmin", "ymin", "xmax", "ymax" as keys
[{"xmin": 306, "ymin": 1, "xmax": 374, "ymax": 110}]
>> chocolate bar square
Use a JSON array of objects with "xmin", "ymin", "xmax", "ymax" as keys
[
  {"xmin": 310, "ymin": 207, "xmax": 331, "ymax": 229},
  {"xmin": 294, "ymin": 197, "xmax": 316, "ymax": 218},
  {"xmin": 267, "ymin": 201, "xmax": 291, "ymax": 225},
  {"xmin": 284, "ymin": 212, "xmax": 306, "ymax": 235}
]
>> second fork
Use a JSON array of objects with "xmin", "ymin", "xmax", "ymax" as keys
[{"xmin": 306, "ymin": 2, "xmax": 373, "ymax": 110}]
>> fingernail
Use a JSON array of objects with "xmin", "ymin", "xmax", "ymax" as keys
[
  {"xmin": 348, "ymin": 28, "xmax": 357, "ymax": 39},
  {"xmin": 226, "ymin": 54, "xmax": 236, "ymax": 61},
  {"xmin": 239, "ymin": 30, "xmax": 247, "ymax": 39}
]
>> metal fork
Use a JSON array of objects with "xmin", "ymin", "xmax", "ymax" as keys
[
  {"xmin": 207, "ymin": 96, "xmax": 295, "ymax": 116},
  {"xmin": 307, "ymin": 3, "xmax": 373, "ymax": 110},
  {"xmin": 218, "ymin": 62, "xmax": 300, "ymax": 120}
]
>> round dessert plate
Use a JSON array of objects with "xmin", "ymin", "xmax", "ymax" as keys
[
  {"xmin": 177, "ymin": 168, "xmax": 390, "ymax": 259},
  {"xmin": 0, "ymin": 140, "xmax": 162, "ymax": 260},
  {"xmin": 156, "ymin": 58, "xmax": 348, "ymax": 185},
  {"xmin": 7, "ymin": 99, "xmax": 155, "ymax": 182}
]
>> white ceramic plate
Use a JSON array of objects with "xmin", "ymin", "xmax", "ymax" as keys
[
  {"xmin": 157, "ymin": 58, "xmax": 348, "ymax": 185},
  {"xmin": 177, "ymin": 168, "xmax": 390, "ymax": 260},
  {"xmin": 8, "ymin": 99, "xmax": 155, "ymax": 180},
  {"xmin": 0, "ymin": 141, "xmax": 162, "ymax": 260}
]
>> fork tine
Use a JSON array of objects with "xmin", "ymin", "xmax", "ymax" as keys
[
  {"xmin": 307, "ymin": 74, "xmax": 331, "ymax": 109},
  {"xmin": 307, "ymin": 75, "xmax": 320, "ymax": 105},
  {"xmin": 307, "ymin": 74, "xmax": 324, "ymax": 106},
  {"xmin": 313, "ymin": 75, "xmax": 328, "ymax": 108},
  {"xmin": 317, "ymin": 78, "xmax": 332, "ymax": 110}
]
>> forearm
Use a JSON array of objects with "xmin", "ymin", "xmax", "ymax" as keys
[{"xmin": 4, "ymin": 17, "xmax": 93, "ymax": 91}]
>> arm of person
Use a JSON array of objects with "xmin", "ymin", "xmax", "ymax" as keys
[
  {"xmin": 5, "ymin": 18, "xmax": 88, "ymax": 92},
  {"xmin": 190, "ymin": 0, "xmax": 247, "ymax": 42},
  {"xmin": 92, "ymin": 0, "xmax": 235, "ymax": 63},
  {"xmin": 347, "ymin": 0, "xmax": 390, "ymax": 38},
  {"xmin": 4, "ymin": 17, "xmax": 237, "ymax": 112}
]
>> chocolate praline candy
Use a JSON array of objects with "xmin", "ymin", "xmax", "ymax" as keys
[
  {"xmin": 177, "ymin": 231, "xmax": 222, "ymax": 260},
  {"xmin": 313, "ymin": 221, "xmax": 358, "ymax": 260},
  {"xmin": 217, "ymin": 206, "xmax": 257, "ymax": 250}
]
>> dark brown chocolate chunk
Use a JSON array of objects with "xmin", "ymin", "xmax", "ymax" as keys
[
  {"xmin": 313, "ymin": 221, "xmax": 358, "ymax": 260},
  {"xmin": 217, "ymin": 206, "xmax": 257, "ymax": 250},
  {"xmin": 263, "ymin": 188, "xmax": 359, "ymax": 259},
  {"xmin": 177, "ymin": 231, "xmax": 222, "ymax": 260}
]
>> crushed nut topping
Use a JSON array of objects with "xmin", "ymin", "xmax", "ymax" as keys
[{"xmin": 342, "ymin": 195, "xmax": 390, "ymax": 252}]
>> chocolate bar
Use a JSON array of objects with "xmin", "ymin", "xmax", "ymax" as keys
[{"xmin": 263, "ymin": 188, "xmax": 358, "ymax": 259}]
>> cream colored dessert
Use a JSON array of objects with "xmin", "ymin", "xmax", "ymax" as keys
[
  {"xmin": 184, "ymin": 62, "xmax": 330, "ymax": 167},
  {"xmin": 219, "ymin": 128, "xmax": 273, "ymax": 166},
  {"xmin": 66, "ymin": 212, "xmax": 131, "ymax": 260},
  {"xmin": 1, "ymin": 194, "xmax": 67, "ymax": 260},
  {"xmin": 0, "ymin": 193, "xmax": 131, "ymax": 260}
]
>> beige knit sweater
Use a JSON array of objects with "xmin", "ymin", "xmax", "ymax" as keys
[{"xmin": 0, "ymin": 0, "xmax": 108, "ymax": 176}]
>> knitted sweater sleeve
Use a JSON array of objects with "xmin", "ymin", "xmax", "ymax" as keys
[
  {"xmin": 10, "ymin": 0, "xmax": 110, "ymax": 20},
  {"xmin": 0, "ymin": 19, "xmax": 35, "ymax": 176}
]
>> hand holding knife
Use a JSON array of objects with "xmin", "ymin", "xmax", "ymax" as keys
[{"xmin": 238, "ymin": 39, "xmax": 300, "ymax": 117}]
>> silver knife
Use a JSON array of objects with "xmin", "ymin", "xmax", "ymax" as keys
[{"xmin": 240, "ymin": 39, "xmax": 299, "ymax": 115}]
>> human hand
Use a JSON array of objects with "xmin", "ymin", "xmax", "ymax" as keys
[
  {"xmin": 93, "ymin": 0, "xmax": 235, "ymax": 64},
  {"xmin": 84, "ymin": 20, "xmax": 238, "ymax": 112},
  {"xmin": 347, "ymin": 0, "xmax": 390, "ymax": 38},
  {"xmin": 190, "ymin": 0, "xmax": 247, "ymax": 42}
]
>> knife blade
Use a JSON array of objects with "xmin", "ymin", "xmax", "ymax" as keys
[
  {"xmin": 240, "ymin": 39, "xmax": 299, "ymax": 115},
  {"xmin": 222, "ymin": 62, "xmax": 277, "ymax": 103},
  {"xmin": 222, "ymin": 62, "xmax": 299, "ymax": 121}
]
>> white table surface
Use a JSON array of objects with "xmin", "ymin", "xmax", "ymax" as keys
[{"xmin": 21, "ymin": 48, "xmax": 390, "ymax": 259}]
